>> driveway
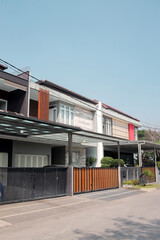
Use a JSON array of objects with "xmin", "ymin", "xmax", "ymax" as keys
[{"xmin": 0, "ymin": 188, "xmax": 160, "ymax": 240}]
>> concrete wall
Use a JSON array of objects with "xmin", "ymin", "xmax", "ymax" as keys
[
  {"xmin": 12, "ymin": 141, "xmax": 52, "ymax": 165},
  {"xmin": 65, "ymin": 146, "xmax": 86, "ymax": 167}
]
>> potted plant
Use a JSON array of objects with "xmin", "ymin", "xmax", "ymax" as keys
[{"xmin": 86, "ymin": 156, "xmax": 97, "ymax": 167}]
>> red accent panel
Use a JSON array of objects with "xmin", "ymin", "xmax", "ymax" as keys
[
  {"xmin": 129, "ymin": 124, "xmax": 135, "ymax": 141},
  {"xmin": 38, "ymin": 88, "xmax": 49, "ymax": 121}
]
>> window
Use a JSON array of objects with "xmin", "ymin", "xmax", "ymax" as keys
[
  {"xmin": 14, "ymin": 154, "xmax": 49, "ymax": 167},
  {"xmin": 0, "ymin": 99, "xmax": 7, "ymax": 111},
  {"xmin": 60, "ymin": 105, "xmax": 74, "ymax": 125},
  {"xmin": 103, "ymin": 117, "xmax": 112, "ymax": 135},
  {"xmin": 49, "ymin": 105, "xmax": 57, "ymax": 122},
  {"xmin": 66, "ymin": 106, "xmax": 69, "ymax": 124},
  {"xmin": 106, "ymin": 119, "xmax": 112, "ymax": 135},
  {"xmin": 0, "ymin": 153, "xmax": 8, "ymax": 167},
  {"xmin": 134, "ymin": 127, "xmax": 138, "ymax": 141}
]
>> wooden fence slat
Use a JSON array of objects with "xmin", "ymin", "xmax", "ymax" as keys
[{"xmin": 73, "ymin": 167, "xmax": 119, "ymax": 194}]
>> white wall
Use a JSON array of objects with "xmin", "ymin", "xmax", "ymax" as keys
[
  {"xmin": 86, "ymin": 147, "xmax": 97, "ymax": 167},
  {"xmin": 12, "ymin": 141, "xmax": 52, "ymax": 166}
]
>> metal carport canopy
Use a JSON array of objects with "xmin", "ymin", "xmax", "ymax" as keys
[
  {"xmin": 29, "ymin": 129, "xmax": 126, "ymax": 146},
  {"xmin": 104, "ymin": 140, "xmax": 160, "ymax": 153},
  {"xmin": 0, "ymin": 111, "xmax": 81, "ymax": 137},
  {"xmin": 0, "ymin": 111, "xmax": 126, "ymax": 145}
]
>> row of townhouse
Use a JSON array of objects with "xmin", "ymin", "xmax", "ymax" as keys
[{"xmin": 0, "ymin": 63, "xmax": 141, "ymax": 169}]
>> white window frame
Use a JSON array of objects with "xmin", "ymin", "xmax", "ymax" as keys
[
  {"xmin": 60, "ymin": 104, "xmax": 74, "ymax": 125},
  {"xmin": 0, "ymin": 153, "xmax": 8, "ymax": 167},
  {"xmin": 14, "ymin": 154, "xmax": 49, "ymax": 168},
  {"xmin": 134, "ymin": 127, "xmax": 138, "ymax": 141},
  {"xmin": 0, "ymin": 99, "xmax": 7, "ymax": 111},
  {"xmin": 49, "ymin": 105, "xmax": 57, "ymax": 122},
  {"xmin": 103, "ymin": 117, "xmax": 112, "ymax": 136},
  {"xmin": 106, "ymin": 118, "xmax": 112, "ymax": 135}
]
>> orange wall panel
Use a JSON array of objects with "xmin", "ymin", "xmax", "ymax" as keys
[{"xmin": 38, "ymin": 88, "xmax": 49, "ymax": 121}]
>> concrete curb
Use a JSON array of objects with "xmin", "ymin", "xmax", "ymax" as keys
[{"xmin": 123, "ymin": 186, "xmax": 160, "ymax": 192}]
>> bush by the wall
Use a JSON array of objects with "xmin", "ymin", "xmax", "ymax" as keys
[
  {"xmin": 123, "ymin": 180, "xmax": 140, "ymax": 185},
  {"xmin": 142, "ymin": 169, "xmax": 154, "ymax": 182},
  {"xmin": 86, "ymin": 156, "xmax": 97, "ymax": 167},
  {"xmin": 101, "ymin": 157, "xmax": 124, "ymax": 168},
  {"xmin": 157, "ymin": 162, "xmax": 160, "ymax": 169},
  {"xmin": 131, "ymin": 180, "xmax": 140, "ymax": 185},
  {"xmin": 114, "ymin": 159, "xmax": 125, "ymax": 167},
  {"xmin": 101, "ymin": 157, "xmax": 114, "ymax": 168},
  {"xmin": 123, "ymin": 180, "xmax": 132, "ymax": 185}
]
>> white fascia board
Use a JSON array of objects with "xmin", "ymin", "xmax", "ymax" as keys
[
  {"xmin": 30, "ymin": 81, "xmax": 40, "ymax": 91},
  {"xmin": 30, "ymin": 81, "xmax": 97, "ymax": 111},
  {"xmin": 103, "ymin": 108, "xmax": 142, "ymax": 127}
]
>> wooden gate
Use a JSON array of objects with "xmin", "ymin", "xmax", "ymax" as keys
[{"xmin": 73, "ymin": 168, "xmax": 119, "ymax": 194}]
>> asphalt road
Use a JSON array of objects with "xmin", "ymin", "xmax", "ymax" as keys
[{"xmin": 0, "ymin": 188, "xmax": 160, "ymax": 240}]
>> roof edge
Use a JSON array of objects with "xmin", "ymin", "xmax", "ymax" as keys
[
  {"xmin": 94, "ymin": 100, "xmax": 140, "ymax": 122},
  {"xmin": 38, "ymin": 80, "xmax": 97, "ymax": 105}
]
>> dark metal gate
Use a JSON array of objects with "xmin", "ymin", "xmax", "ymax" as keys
[{"xmin": 0, "ymin": 167, "xmax": 67, "ymax": 204}]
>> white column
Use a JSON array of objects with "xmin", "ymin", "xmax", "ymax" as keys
[
  {"xmin": 97, "ymin": 101, "xmax": 103, "ymax": 133},
  {"xmin": 96, "ymin": 102, "xmax": 104, "ymax": 167},
  {"xmin": 97, "ymin": 142, "xmax": 104, "ymax": 167},
  {"xmin": 138, "ymin": 143, "xmax": 142, "ymax": 167}
]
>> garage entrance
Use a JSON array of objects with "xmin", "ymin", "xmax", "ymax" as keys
[
  {"xmin": 0, "ymin": 167, "xmax": 67, "ymax": 203},
  {"xmin": 73, "ymin": 167, "xmax": 119, "ymax": 194}
]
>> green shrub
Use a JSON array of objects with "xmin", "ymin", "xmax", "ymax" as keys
[
  {"xmin": 101, "ymin": 157, "xmax": 113, "ymax": 168},
  {"xmin": 101, "ymin": 163, "xmax": 110, "ymax": 168},
  {"xmin": 114, "ymin": 159, "xmax": 125, "ymax": 167},
  {"xmin": 86, "ymin": 156, "xmax": 97, "ymax": 167},
  {"xmin": 157, "ymin": 162, "xmax": 160, "ymax": 169},
  {"xmin": 123, "ymin": 180, "xmax": 140, "ymax": 185},
  {"xmin": 142, "ymin": 169, "xmax": 154, "ymax": 182},
  {"xmin": 101, "ymin": 157, "xmax": 125, "ymax": 168},
  {"xmin": 123, "ymin": 180, "xmax": 132, "ymax": 185},
  {"xmin": 131, "ymin": 180, "xmax": 140, "ymax": 185}
]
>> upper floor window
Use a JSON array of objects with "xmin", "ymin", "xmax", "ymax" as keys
[
  {"xmin": 49, "ymin": 105, "xmax": 57, "ymax": 122},
  {"xmin": 134, "ymin": 127, "xmax": 138, "ymax": 141},
  {"xmin": 0, "ymin": 99, "xmax": 7, "ymax": 111},
  {"xmin": 103, "ymin": 117, "xmax": 112, "ymax": 135},
  {"xmin": 60, "ymin": 104, "xmax": 74, "ymax": 125}
]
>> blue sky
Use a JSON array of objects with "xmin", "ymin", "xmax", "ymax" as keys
[{"xmin": 0, "ymin": 0, "xmax": 160, "ymax": 127}]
